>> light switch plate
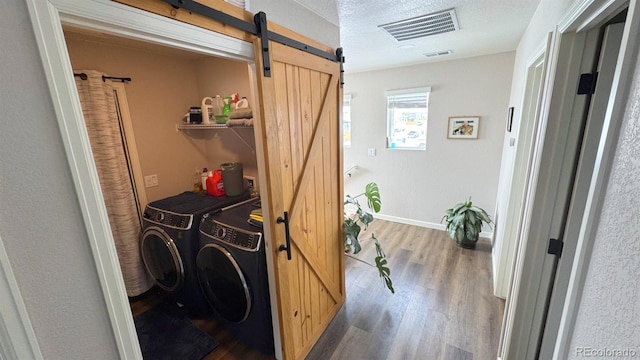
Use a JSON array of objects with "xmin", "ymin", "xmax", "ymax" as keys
[
  {"xmin": 368, "ymin": 148, "xmax": 376, "ymax": 157},
  {"xmin": 144, "ymin": 174, "xmax": 159, "ymax": 188},
  {"xmin": 244, "ymin": 176, "xmax": 257, "ymax": 194}
]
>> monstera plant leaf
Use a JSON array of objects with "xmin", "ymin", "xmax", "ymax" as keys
[
  {"xmin": 365, "ymin": 182, "xmax": 381, "ymax": 213},
  {"xmin": 343, "ymin": 218, "xmax": 362, "ymax": 254},
  {"xmin": 373, "ymin": 234, "xmax": 394, "ymax": 294},
  {"xmin": 343, "ymin": 182, "xmax": 393, "ymax": 294}
]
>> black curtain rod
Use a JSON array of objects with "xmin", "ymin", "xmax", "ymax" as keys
[{"xmin": 73, "ymin": 72, "xmax": 132, "ymax": 83}]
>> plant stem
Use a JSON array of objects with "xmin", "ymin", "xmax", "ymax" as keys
[{"xmin": 344, "ymin": 253, "xmax": 375, "ymax": 267}]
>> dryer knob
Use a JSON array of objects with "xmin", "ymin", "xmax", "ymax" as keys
[
  {"xmin": 215, "ymin": 226, "xmax": 226, "ymax": 239},
  {"xmin": 155, "ymin": 212, "xmax": 165, "ymax": 223}
]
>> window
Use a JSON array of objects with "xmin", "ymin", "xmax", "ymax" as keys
[
  {"xmin": 386, "ymin": 87, "xmax": 430, "ymax": 150},
  {"xmin": 343, "ymin": 94, "xmax": 352, "ymax": 148}
]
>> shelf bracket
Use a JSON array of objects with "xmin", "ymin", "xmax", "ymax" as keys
[{"xmin": 229, "ymin": 127, "xmax": 255, "ymax": 152}]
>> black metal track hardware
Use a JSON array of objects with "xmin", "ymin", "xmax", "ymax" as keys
[
  {"xmin": 254, "ymin": 12, "xmax": 271, "ymax": 77},
  {"xmin": 164, "ymin": 0, "xmax": 257, "ymax": 34},
  {"xmin": 160, "ymin": 0, "xmax": 341, "ymax": 77},
  {"xmin": 337, "ymin": 47, "xmax": 344, "ymax": 88}
]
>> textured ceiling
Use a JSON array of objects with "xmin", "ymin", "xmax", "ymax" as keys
[{"xmin": 295, "ymin": 0, "xmax": 542, "ymax": 73}]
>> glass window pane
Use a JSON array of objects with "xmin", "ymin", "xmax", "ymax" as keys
[
  {"xmin": 343, "ymin": 94, "xmax": 351, "ymax": 148},
  {"xmin": 386, "ymin": 88, "xmax": 429, "ymax": 150}
]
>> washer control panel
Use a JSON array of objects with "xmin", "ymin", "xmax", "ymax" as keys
[{"xmin": 143, "ymin": 207, "xmax": 192, "ymax": 230}]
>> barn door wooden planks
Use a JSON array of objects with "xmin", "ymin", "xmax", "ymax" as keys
[{"xmin": 254, "ymin": 39, "xmax": 344, "ymax": 360}]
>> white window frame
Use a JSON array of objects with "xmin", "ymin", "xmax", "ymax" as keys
[
  {"xmin": 385, "ymin": 87, "xmax": 430, "ymax": 150},
  {"xmin": 343, "ymin": 93, "xmax": 352, "ymax": 148}
]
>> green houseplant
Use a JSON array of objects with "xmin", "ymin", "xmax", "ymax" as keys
[
  {"xmin": 343, "ymin": 182, "xmax": 394, "ymax": 294},
  {"xmin": 442, "ymin": 197, "xmax": 493, "ymax": 249}
]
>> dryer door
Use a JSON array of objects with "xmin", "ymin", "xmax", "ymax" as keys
[
  {"xmin": 140, "ymin": 227, "xmax": 184, "ymax": 292},
  {"xmin": 196, "ymin": 243, "xmax": 251, "ymax": 322}
]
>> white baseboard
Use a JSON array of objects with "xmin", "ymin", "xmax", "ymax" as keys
[{"xmin": 373, "ymin": 213, "xmax": 493, "ymax": 239}]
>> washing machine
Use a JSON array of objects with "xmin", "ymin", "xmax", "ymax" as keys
[
  {"xmin": 196, "ymin": 198, "xmax": 275, "ymax": 354},
  {"xmin": 140, "ymin": 191, "xmax": 249, "ymax": 317}
]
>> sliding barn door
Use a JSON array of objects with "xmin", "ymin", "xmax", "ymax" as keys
[{"xmin": 254, "ymin": 40, "xmax": 344, "ymax": 360}]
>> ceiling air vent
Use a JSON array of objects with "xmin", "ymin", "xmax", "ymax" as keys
[
  {"xmin": 424, "ymin": 50, "xmax": 453, "ymax": 58},
  {"xmin": 379, "ymin": 9, "xmax": 459, "ymax": 42}
]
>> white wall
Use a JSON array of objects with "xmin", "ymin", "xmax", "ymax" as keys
[
  {"xmin": 0, "ymin": 1, "xmax": 119, "ymax": 358},
  {"xmin": 344, "ymin": 52, "xmax": 514, "ymax": 229},
  {"xmin": 0, "ymin": 0, "xmax": 333, "ymax": 358},
  {"xmin": 249, "ymin": 0, "xmax": 340, "ymax": 49},
  {"xmin": 567, "ymin": 39, "xmax": 640, "ymax": 359}
]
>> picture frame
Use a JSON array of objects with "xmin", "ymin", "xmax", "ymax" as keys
[
  {"xmin": 447, "ymin": 116, "xmax": 480, "ymax": 139},
  {"xmin": 507, "ymin": 107, "xmax": 514, "ymax": 132}
]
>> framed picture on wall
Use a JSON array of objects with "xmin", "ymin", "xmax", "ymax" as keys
[{"xmin": 447, "ymin": 116, "xmax": 480, "ymax": 139}]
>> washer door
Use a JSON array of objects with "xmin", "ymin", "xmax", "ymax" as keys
[
  {"xmin": 196, "ymin": 243, "xmax": 251, "ymax": 322},
  {"xmin": 140, "ymin": 227, "xmax": 184, "ymax": 292}
]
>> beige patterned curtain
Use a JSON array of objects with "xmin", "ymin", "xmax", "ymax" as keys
[{"xmin": 75, "ymin": 70, "xmax": 153, "ymax": 297}]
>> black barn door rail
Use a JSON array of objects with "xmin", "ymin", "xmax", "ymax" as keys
[{"xmin": 161, "ymin": 0, "xmax": 344, "ymax": 84}]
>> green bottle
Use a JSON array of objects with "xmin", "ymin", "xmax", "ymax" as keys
[{"xmin": 222, "ymin": 97, "xmax": 232, "ymax": 116}]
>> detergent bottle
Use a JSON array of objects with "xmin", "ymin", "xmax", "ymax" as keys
[
  {"xmin": 236, "ymin": 97, "xmax": 249, "ymax": 109},
  {"xmin": 206, "ymin": 169, "xmax": 226, "ymax": 196},
  {"xmin": 201, "ymin": 97, "xmax": 214, "ymax": 124}
]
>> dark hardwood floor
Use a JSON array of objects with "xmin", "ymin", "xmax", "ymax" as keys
[
  {"xmin": 306, "ymin": 220, "xmax": 505, "ymax": 360},
  {"xmin": 129, "ymin": 288, "xmax": 275, "ymax": 360},
  {"xmin": 131, "ymin": 219, "xmax": 503, "ymax": 360}
]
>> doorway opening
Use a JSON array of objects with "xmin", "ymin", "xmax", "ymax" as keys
[
  {"xmin": 499, "ymin": 3, "xmax": 633, "ymax": 359},
  {"xmin": 62, "ymin": 23, "xmax": 276, "ymax": 359}
]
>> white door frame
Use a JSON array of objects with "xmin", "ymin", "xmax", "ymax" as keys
[
  {"xmin": 539, "ymin": 21, "xmax": 626, "ymax": 360},
  {"xmin": 493, "ymin": 38, "xmax": 550, "ymax": 299},
  {"xmin": 24, "ymin": 0, "xmax": 255, "ymax": 359},
  {"xmin": 499, "ymin": 0, "xmax": 640, "ymax": 359},
  {"xmin": 554, "ymin": 0, "xmax": 640, "ymax": 357}
]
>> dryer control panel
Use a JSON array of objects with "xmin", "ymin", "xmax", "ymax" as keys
[{"xmin": 200, "ymin": 218, "xmax": 262, "ymax": 252}]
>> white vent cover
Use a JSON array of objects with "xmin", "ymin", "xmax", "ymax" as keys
[
  {"xmin": 379, "ymin": 9, "xmax": 459, "ymax": 42},
  {"xmin": 424, "ymin": 50, "xmax": 453, "ymax": 58}
]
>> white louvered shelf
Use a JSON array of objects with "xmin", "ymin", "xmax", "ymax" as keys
[
  {"xmin": 177, "ymin": 123, "xmax": 230, "ymax": 130},
  {"xmin": 176, "ymin": 123, "xmax": 255, "ymax": 151}
]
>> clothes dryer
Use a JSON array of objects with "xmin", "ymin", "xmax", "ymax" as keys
[
  {"xmin": 140, "ymin": 191, "xmax": 249, "ymax": 316},
  {"xmin": 196, "ymin": 198, "xmax": 275, "ymax": 354}
]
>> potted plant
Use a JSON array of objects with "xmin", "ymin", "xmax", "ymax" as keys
[
  {"xmin": 343, "ymin": 182, "xmax": 394, "ymax": 294},
  {"xmin": 442, "ymin": 197, "xmax": 493, "ymax": 249}
]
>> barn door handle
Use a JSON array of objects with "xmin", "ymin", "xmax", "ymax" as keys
[{"xmin": 277, "ymin": 211, "xmax": 291, "ymax": 260}]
